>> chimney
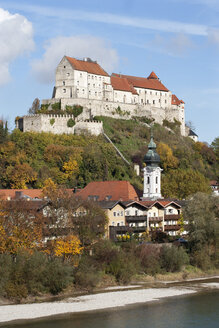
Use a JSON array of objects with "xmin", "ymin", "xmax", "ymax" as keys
[{"xmin": 15, "ymin": 191, "xmax": 23, "ymax": 199}]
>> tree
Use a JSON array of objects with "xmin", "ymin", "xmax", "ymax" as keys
[
  {"xmin": 28, "ymin": 98, "xmax": 40, "ymax": 114},
  {"xmin": 0, "ymin": 200, "xmax": 44, "ymax": 255},
  {"xmin": 6, "ymin": 163, "xmax": 37, "ymax": 189},
  {"xmin": 162, "ymin": 169, "xmax": 211, "ymax": 199},
  {"xmin": 157, "ymin": 142, "xmax": 179, "ymax": 170},
  {"xmin": 53, "ymin": 235, "xmax": 83, "ymax": 263},
  {"xmin": 183, "ymin": 193, "xmax": 219, "ymax": 269}
]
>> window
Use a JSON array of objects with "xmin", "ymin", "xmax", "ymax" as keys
[
  {"xmin": 126, "ymin": 210, "xmax": 130, "ymax": 216},
  {"xmin": 80, "ymin": 73, "xmax": 82, "ymax": 77},
  {"xmin": 117, "ymin": 223, "xmax": 120, "ymax": 226},
  {"xmin": 112, "ymin": 222, "xmax": 115, "ymax": 226},
  {"xmin": 154, "ymin": 212, "xmax": 156, "ymax": 217},
  {"xmin": 64, "ymin": 66, "xmax": 66, "ymax": 68},
  {"xmin": 156, "ymin": 176, "xmax": 158, "ymax": 184},
  {"xmin": 147, "ymin": 100, "xmax": 149, "ymax": 104},
  {"xmin": 99, "ymin": 77, "xmax": 101, "ymax": 80},
  {"xmin": 159, "ymin": 99, "xmax": 160, "ymax": 103},
  {"xmin": 120, "ymin": 211, "xmax": 123, "ymax": 216},
  {"xmin": 66, "ymin": 73, "xmax": 70, "ymax": 77},
  {"xmin": 63, "ymin": 81, "xmax": 65, "ymax": 86},
  {"xmin": 155, "ymin": 92, "xmax": 157, "ymax": 95},
  {"xmin": 117, "ymin": 212, "xmax": 120, "ymax": 216},
  {"xmin": 150, "ymin": 91, "xmax": 152, "ymax": 95},
  {"xmin": 88, "ymin": 74, "xmax": 90, "ymax": 78},
  {"xmin": 77, "ymin": 81, "xmax": 79, "ymax": 86},
  {"xmin": 63, "ymin": 88, "xmax": 66, "ymax": 93},
  {"xmin": 153, "ymin": 100, "xmax": 155, "ymax": 105},
  {"xmin": 93, "ymin": 84, "xmax": 95, "ymax": 87},
  {"xmin": 95, "ymin": 91, "xmax": 97, "ymax": 96},
  {"xmin": 113, "ymin": 212, "xmax": 116, "ymax": 217},
  {"xmin": 147, "ymin": 177, "xmax": 150, "ymax": 184},
  {"xmin": 165, "ymin": 100, "xmax": 167, "ymax": 104},
  {"xmin": 92, "ymin": 76, "xmax": 94, "ymax": 79},
  {"xmin": 82, "ymin": 89, "xmax": 85, "ymax": 94},
  {"xmin": 156, "ymin": 188, "xmax": 158, "ymax": 193},
  {"xmin": 145, "ymin": 90, "xmax": 147, "ymax": 94}
]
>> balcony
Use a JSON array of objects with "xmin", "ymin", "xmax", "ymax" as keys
[
  {"xmin": 164, "ymin": 214, "xmax": 180, "ymax": 221},
  {"xmin": 164, "ymin": 225, "xmax": 180, "ymax": 231},
  {"xmin": 149, "ymin": 216, "xmax": 163, "ymax": 222},
  {"xmin": 109, "ymin": 225, "xmax": 147, "ymax": 241},
  {"xmin": 126, "ymin": 215, "xmax": 147, "ymax": 222}
]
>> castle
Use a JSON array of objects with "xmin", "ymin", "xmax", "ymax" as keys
[{"xmin": 18, "ymin": 56, "xmax": 186, "ymax": 136}]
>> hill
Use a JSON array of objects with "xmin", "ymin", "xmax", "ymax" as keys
[{"xmin": 0, "ymin": 118, "xmax": 218, "ymax": 199}]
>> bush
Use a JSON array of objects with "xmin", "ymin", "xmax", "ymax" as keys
[
  {"xmin": 67, "ymin": 118, "xmax": 75, "ymax": 127},
  {"xmin": 74, "ymin": 256, "xmax": 101, "ymax": 288},
  {"xmin": 43, "ymin": 257, "xmax": 74, "ymax": 294},
  {"xmin": 160, "ymin": 246, "xmax": 189, "ymax": 272},
  {"xmin": 0, "ymin": 254, "xmax": 12, "ymax": 296},
  {"xmin": 136, "ymin": 244, "xmax": 161, "ymax": 275},
  {"xmin": 50, "ymin": 118, "xmax": 55, "ymax": 126}
]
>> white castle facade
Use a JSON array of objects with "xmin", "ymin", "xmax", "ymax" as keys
[{"xmin": 19, "ymin": 56, "xmax": 186, "ymax": 136}]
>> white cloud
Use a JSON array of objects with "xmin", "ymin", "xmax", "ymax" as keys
[
  {"xmin": 31, "ymin": 36, "xmax": 119, "ymax": 84},
  {"xmin": 0, "ymin": 8, "xmax": 34, "ymax": 85}
]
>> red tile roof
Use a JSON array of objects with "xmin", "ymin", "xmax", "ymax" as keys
[
  {"xmin": 78, "ymin": 181, "xmax": 139, "ymax": 201},
  {"xmin": 111, "ymin": 76, "xmax": 138, "ymax": 95},
  {"xmin": 172, "ymin": 94, "xmax": 184, "ymax": 106},
  {"xmin": 66, "ymin": 56, "xmax": 109, "ymax": 76},
  {"xmin": 147, "ymin": 71, "xmax": 158, "ymax": 79},
  {"xmin": 0, "ymin": 189, "xmax": 43, "ymax": 200},
  {"xmin": 0, "ymin": 189, "xmax": 75, "ymax": 200},
  {"xmin": 112, "ymin": 73, "xmax": 169, "ymax": 92}
]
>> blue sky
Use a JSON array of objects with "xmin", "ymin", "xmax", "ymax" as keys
[{"xmin": 0, "ymin": 0, "xmax": 219, "ymax": 143}]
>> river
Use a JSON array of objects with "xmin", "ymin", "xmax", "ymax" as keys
[{"xmin": 4, "ymin": 289, "xmax": 219, "ymax": 328}]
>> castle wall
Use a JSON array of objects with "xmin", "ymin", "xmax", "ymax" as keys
[{"xmin": 22, "ymin": 114, "xmax": 103, "ymax": 136}]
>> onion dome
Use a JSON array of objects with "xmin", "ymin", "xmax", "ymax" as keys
[
  {"xmin": 147, "ymin": 71, "xmax": 158, "ymax": 79},
  {"xmin": 143, "ymin": 131, "xmax": 160, "ymax": 167}
]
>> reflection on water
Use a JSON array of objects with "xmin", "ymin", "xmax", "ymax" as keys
[{"xmin": 3, "ymin": 290, "xmax": 219, "ymax": 328}]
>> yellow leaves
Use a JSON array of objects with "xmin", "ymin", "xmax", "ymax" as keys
[
  {"xmin": 0, "ymin": 224, "xmax": 6, "ymax": 253},
  {"xmin": 157, "ymin": 142, "xmax": 179, "ymax": 170},
  {"xmin": 6, "ymin": 163, "xmax": 37, "ymax": 189},
  {"xmin": 42, "ymin": 178, "xmax": 57, "ymax": 198},
  {"xmin": 63, "ymin": 158, "xmax": 79, "ymax": 179},
  {"xmin": 53, "ymin": 235, "xmax": 83, "ymax": 262}
]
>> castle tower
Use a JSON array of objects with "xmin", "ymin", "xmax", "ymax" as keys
[{"xmin": 142, "ymin": 130, "xmax": 162, "ymax": 199}]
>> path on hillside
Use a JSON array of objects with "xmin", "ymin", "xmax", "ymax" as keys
[{"xmin": 103, "ymin": 132, "xmax": 130, "ymax": 166}]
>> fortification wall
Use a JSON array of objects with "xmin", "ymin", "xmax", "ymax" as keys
[{"xmin": 22, "ymin": 114, "xmax": 103, "ymax": 136}]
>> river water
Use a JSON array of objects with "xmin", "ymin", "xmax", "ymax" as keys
[{"xmin": 4, "ymin": 290, "xmax": 219, "ymax": 328}]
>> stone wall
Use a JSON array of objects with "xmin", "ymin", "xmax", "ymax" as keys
[{"xmin": 21, "ymin": 114, "xmax": 103, "ymax": 136}]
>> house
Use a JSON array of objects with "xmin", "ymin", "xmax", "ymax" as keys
[{"xmin": 210, "ymin": 180, "xmax": 219, "ymax": 196}]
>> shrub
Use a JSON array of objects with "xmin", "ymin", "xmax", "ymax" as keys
[
  {"xmin": 0, "ymin": 254, "xmax": 12, "ymax": 296},
  {"xmin": 50, "ymin": 118, "xmax": 55, "ymax": 126},
  {"xmin": 67, "ymin": 118, "xmax": 75, "ymax": 127},
  {"xmin": 160, "ymin": 246, "xmax": 189, "ymax": 272},
  {"xmin": 43, "ymin": 257, "xmax": 74, "ymax": 294},
  {"xmin": 136, "ymin": 244, "xmax": 161, "ymax": 275},
  {"xmin": 74, "ymin": 256, "xmax": 101, "ymax": 288},
  {"xmin": 51, "ymin": 102, "xmax": 61, "ymax": 111}
]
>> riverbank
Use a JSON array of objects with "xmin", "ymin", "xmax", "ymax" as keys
[{"xmin": 0, "ymin": 278, "xmax": 218, "ymax": 325}]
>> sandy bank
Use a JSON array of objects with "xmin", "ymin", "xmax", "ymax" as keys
[{"xmin": 0, "ymin": 287, "xmax": 196, "ymax": 324}]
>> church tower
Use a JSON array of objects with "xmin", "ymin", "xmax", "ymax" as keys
[{"xmin": 142, "ymin": 130, "xmax": 162, "ymax": 199}]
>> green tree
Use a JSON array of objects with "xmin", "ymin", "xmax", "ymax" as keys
[
  {"xmin": 183, "ymin": 193, "xmax": 219, "ymax": 269},
  {"xmin": 162, "ymin": 169, "xmax": 211, "ymax": 199}
]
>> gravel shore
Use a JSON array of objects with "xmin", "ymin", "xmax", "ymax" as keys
[{"xmin": 0, "ymin": 287, "xmax": 196, "ymax": 324}]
